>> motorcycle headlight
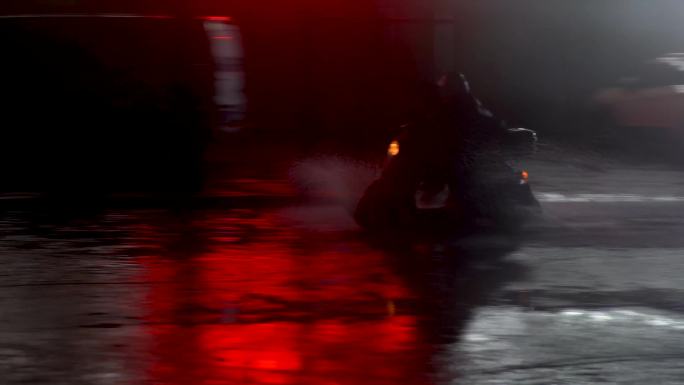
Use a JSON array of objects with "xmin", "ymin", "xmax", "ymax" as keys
[
  {"xmin": 520, "ymin": 170, "xmax": 530, "ymax": 184},
  {"xmin": 388, "ymin": 140, "xmax": 400, "ymax": 157}
]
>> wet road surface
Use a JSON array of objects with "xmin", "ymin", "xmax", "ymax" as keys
[{"xmin": 1, "ymin": 161, "xmax": 684, "ymax": 384}]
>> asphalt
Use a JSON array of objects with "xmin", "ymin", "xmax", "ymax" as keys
[{"xmin": 1, "ymin": 156, "xmax": 684, "ymax": 384}]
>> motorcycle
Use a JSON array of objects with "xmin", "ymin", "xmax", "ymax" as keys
[{"xmin": 354, "ymin": 126, "xmax": 540, "ymax": 232}]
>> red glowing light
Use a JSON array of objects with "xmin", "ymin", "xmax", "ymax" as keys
[
  {"xmin": 203, "ymin": 16, "xmax": 232, "ymax": 22},
  {"xmin": 213, "ymin": 35, "xmax": 234, "ymax": 40}
]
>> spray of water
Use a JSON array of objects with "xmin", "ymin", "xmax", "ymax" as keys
[{"xmin": 289, "ymin": 155, "xmax": 381, "ymax": 213}]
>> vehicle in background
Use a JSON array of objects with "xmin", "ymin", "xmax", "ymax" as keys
[
  {"xmin": 0, "ymin": 14, "xmax": 245, "ymax": 194},
  {"xmin": 595, "ymin": 54, "xmax": 684, "ymax": 130},
  {"xmin": 593, "ymin": 53, "xmax": 684, "ymax": 161}
]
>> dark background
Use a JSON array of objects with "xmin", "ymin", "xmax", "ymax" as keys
[{"xmin": 2, "ymin": 0, "xmax": 684, "ymax": 191}]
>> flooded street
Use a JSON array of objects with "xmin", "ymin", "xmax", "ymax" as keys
[
  {"xmin": 4, "ymin": 1, "xmax": 684, "ymax": 383},
  {"xmin": 2, "ymin": 162, "xmax": 684, "ymax": 384},
  {"xmin": 0, "ymin": 207, "xmax": 435, "ymax": 385}
]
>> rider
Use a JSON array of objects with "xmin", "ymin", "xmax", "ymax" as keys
[
  {"xmin": 434, "ymin": 73, "xmax": 508, "ymax": 162},
  {"xmin": 383, "ymin": 73, "xmax": 509, "ymax": 208}
]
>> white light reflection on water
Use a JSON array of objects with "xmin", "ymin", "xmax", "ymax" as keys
[
  {"xmin": 438, "ymin": 306, "xmax": 684, "ymax": 384},
  {"xmin": 538, "ymin": 193, "xmax": 684, "ymax": 203}
]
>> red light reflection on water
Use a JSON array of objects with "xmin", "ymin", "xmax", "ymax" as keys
[{"xmin": 134, "ymin": 210, "xmax": 430, "ymax": 385}]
